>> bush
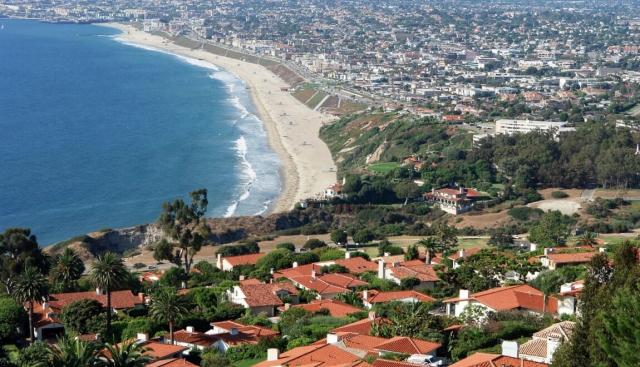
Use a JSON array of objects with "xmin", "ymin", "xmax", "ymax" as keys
[
  {"xmin": 303, "ymin": 239, "xmax": 327, "ymax": 250},
  {"xmin": 216, "ymin": 241, "xmax": 260, "ymax": 257},
  {"xmin": 551, "ymin": 191, "xmax": 569, "ymax": 199},
  {"xmin": 508, "ymin": 206, "xmax": 543, "ymax": 222},
  {"xmin": 60, "ymin": 299, "xmax": 105, "ymax": 335},
  {"xmin": 316, "ymin": 247, "xmax": 346, "ymax": 261},
  {"xmin": 0, "ymin": 297, "xmax": 26, "ymax": 341},
  {"xmin": 276, "ymin": 242, "xmax": 296, "ymax": 252}
]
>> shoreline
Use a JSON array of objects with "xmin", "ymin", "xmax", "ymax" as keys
[{"xmin": 102, "ymin": 23, "xmax": 337, "ymax": 214}]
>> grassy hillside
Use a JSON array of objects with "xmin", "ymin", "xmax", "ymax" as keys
[{"xmin": 320, "ymin": 110, "xmax": 472, "ymax": 175}]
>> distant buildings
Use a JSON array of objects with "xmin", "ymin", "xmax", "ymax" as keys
[
  {"xmin": 495, "ymin": 119, "xmax": 575, "ymax": 135},
  {"xmin": 424, "ymin": 187, "xmax": 482, "ymax": 215}
]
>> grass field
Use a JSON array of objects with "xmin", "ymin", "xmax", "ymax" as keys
[
  {"xmin": 368, "ymin": 162, "xmax": 401, "ymax": 174},
  {"xmin": 292, "ymin": 87, "xmax": 317, "ymax": 104},
  {"xmin": 306, "ymin": 90, "xmax": 329, "ymax": 109}
]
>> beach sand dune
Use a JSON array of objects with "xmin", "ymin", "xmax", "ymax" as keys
[{"xmin": 104, "ymin": 23, "xmax": 336, "ymax": 213}]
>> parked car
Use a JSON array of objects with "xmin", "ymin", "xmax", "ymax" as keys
[{"xmin": 406, "ymin": 354, "xmax": 447, "ymax": 366}]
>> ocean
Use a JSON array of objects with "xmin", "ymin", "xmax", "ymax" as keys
[{"xmin": 0, "ymin": 19, "xmax": 281, "ymax": 245}]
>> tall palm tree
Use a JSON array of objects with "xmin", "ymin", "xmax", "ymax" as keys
[
  {"xmin": 149, "ymin": 287, "xmax": 190, "ymax": 345},
  {"xmin": 97, "ymin": 340, "xmax": 151, "ymax": 367},
  {"xmin": 416, "ymin": 237, "xmax": 440, "ymax": 264},
  {"xmin": 46, "ymin": 335, "xmax": 99, "ymax": 367},
  {"xmin": 90, "ymin": 252, "xmax": 128, "ymax": 340},
  {"xmin": 12, "ymin": 266, "xmax": 49, "ymax": 343},
  {"xmin": 51, "ymin": 248, "xmax": 85, "ymax": 292}
]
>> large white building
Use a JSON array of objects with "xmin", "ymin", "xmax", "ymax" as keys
[{"xmin": 495, "ymin": 119, "xmax": 575, "ymax": 135}]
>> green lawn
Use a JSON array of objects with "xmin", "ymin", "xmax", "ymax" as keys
[
  {"xmin": 234, "ymin": 358, "xmax": 263, "ymax": 367},
  {"xmin": 368, "ymin": 162, "xmax": 401, "ymax": 174}
]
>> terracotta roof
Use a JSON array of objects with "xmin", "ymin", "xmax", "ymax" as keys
[
  {"xmin": 210, "ymin": 320, "xmax": 279, "ymax": 338},
  {"xmin": 386, "ymin": 261, "xmax": 440, "ymax": 282},
  {"xmin": 239, "ymin": 282, "xmax": 299, "ymax": 307},
  {"xmin": 547, "ymin": 252, "xmax": 597, "ymax": 265},
  {"xmin": 331, "ymin": 317, "xmax": 389, "ymax": 335},
  {"xmin": 520, "ymin": 321, "xmax": 575, "ymax": 358},
  {"xmin": 449, "ymin": 353, "xmax": 498, "ymax": 367},
  {"xmin": 444, "ymin": 285, "xmax": 558, "ymax": 314},
  {"xmin": 253, "ymin": 344, "xmax": 364, "ymax": 367},
  {"xmin": 533, "ymin": 321, "xmax": 574, "ymax": 339},
  {"xmin": 291, "ymin": 273, "xmax": 368, "ymax": 296},
  {"xmin": 374, "ymin": 360, "xmax": 431, "ymax": 367},
  {"xmin": 490, "ymin": 356, "xmax": 548, "ymax": 367},
  {"xmin": 335, "ymin": 257, "xmax": 379, "ymax": 274},
  {"xmin": 373, "ymin": 336, "xmax": 441, "ymax": 355},
  {"xmin": 135, "ymin": 341, "xmax": 187, "ymax": 360},
  {"xmin": 146, "ymin": 358, "xmax": 198, "ymax": 367},
  {"xmin": 340, "ymin": 334, "xmax": 389, "ymax": 354},
  {"xmin": 363, "ymin": 290, "xmax": 435, "ymax": 304},
  {"xmin": 223, "ymin": 253, "xmax": 265, "ymax": 266},
  {"xmin": 288, "ymin": 299, "xmax": 363, "ymax": 317},
  {"xmin": 448, "ymin": 248, "xmax": 483, "ymax": 260},
  {"xmin": 171, "ymin": 330, "xmax": 217, "ymax": 347},
  {"xmin": 519, "ymin": 338, "xmax": 548, "ymax": 359}
]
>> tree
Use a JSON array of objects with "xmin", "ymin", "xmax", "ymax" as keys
[
  {"xmin": 157, "ymin": 189, "xmax": 211, "ymax": 274},
  {"xmin": 528, "ymin": 211, "xmax": 571, "ymax": 246},
  {"xmin": 416, "ymin": 237, "xmax": 439, "ymax": 264},
  {"xmin": 596, "ymin": 288, "xmax": 640, "ymax": 367},
  {"xmin": 97, "ymin": 340, "xmax": 151, "ymax": 367},
  {"xmin": 90, "ymin": 252, "xmax": 128, "ymax": 341},
  {"xmin": 152, "ymin": 239, "xmax": 175, "ymax": 265},
  {"xmin": 61, "ymin": 299, "xmax": 104, "ymax": 335},
  {"xmin": 335, "ymin": 291, "xmax": 363, "ymax": 308},
  {"xmin": 201, "ymin": 349, "xmax": 232, "ymax": 367},
  {"xmin": 303, "ymin": 239, "xmax": 326, "ymax": 250},
  {"xmin": 17, "ymin": 341, "xmax": 49, "ymax": 367},
  {"xmin": 45, "ymin": 336, "xmax": 99, "ymax": 367},
  {"xmin": 50, "ymin": 248, "xmax": 85, "ymax": 292},
  {"xmin": 149, "ymin": 288, "xmax": 190, "ymax": 345},
  {"xmin": 0, "ymin": 228, "xmax": 49, "ymax": 293},
  {"xmin": 404, "ymin": 245, "xmax": 419, "ymax": 261},
  {"xmin": 276, "ymin": 243, "xmax": 296, "ymax": 252},
  {"xmin": 255, "ymin": 249, "xmax": 294, "ymax": 272},
  {"xmin": 434, "ymin": 223, "xmax": 458, "ymax": 253},
  {"xmin": 353, "ymin": 229, "xmax": 375, "ymax": 245},
  {"xmin": 12, "ymin": 266, "xmax": 48, "ymax": 343},
  {"xmin": 577, "ymin": 232, "xmax": 598, "ymax": 247},
  {"xmin": 0, "ymin": 297, "xmax": 26, "ymax": 342},
  {"xmin": 330, "ymin": 229, "xmax": 348, "ymax": 246},
  {"xmin": 488, "ymin": 228, "xmax": 514, "ymax": 249}
]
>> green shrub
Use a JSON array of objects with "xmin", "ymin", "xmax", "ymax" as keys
[{"xmin": 551, "ymin": 191, "xmax": 569, "ymax": 199}]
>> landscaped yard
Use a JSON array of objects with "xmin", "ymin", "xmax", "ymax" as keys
[{"xmin": 368, "ymin": 162, "xmax": 401, "ymax": 174}]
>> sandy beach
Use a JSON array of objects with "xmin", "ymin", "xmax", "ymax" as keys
[{"xmin": 103, "ymin": 23, "xmax": 336, "ymax": 213}]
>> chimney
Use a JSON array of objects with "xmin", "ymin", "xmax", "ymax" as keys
[
  {"xmin": 292, "ymin": 261, "xmax": 299, "ymax": 268},
  {"xmin": 96, "ymin": 287, "xmax": 104, "ymax": 295},
  {"xmin": 284, "ymin": 303, "xmax": 290, "ymax": 311},
  {"xmin": 459, "ymin": 289, "xmax": 470, "ymax": 300},
  {"xmin": 546, "ymin": 335, "xmax": 561, "ymax": 363},
  {"xmin": 311, "ymin": 270, "xmax": 317, "ymax": 280},
  {"xmin": 501, "ymin": 340, "xmax": 519, "ymax": 358},
  {"xmin": 363, "ymin": 289, "xmax": 368, "ymax": 301},
  {"xmin": 136, "ymin": 333, "xmax": 148, "ymax": 342},
  {"xmin": 267, "ymin": 348, "xmax": 279, "ymax": 361},
  {"xmin": 458, "ymin": 249, "xmax": 465, "ymax": 258},
  {"xmin": 181, "ymin": 281, "xmax": 187, "ymax": 289},
  {"xmin": 326, "ymin": 333, "xmax": 339, "ymax": 344},
  {"xmin": 216, "ymin": 253, "xmax": 222, "ymax": 269},
  {"xmin": 459, "ymin": 186, "xmax": 464, "ymax": 194},
  {"xmin": 345, "ymin": 252, "xmax": 351, "ymax": 259},
  {"xmin": 544, "ymin": 247, "xmax": 552, "ymax": 256},
  {"xmin": 599, "ymin": 247, "xmax": 606, "ymax": 253},
  {"xmin": 186, "ymin": 326, "xmax": 194, "ymax": 333},
  {"xmin": 230, "ymin": 328, "xmax": 238, "ymax": 336},
  {"xmin": 431, "ymin": 188, "xmax": 435, "ymax": 194},
  {"xmin": 41, "ymin": 301, "xmax": 48, "ymax": 311},
  {"xmin": 138, "ymin": 292, "xmax": 145, "ymax": 302},
  {"xmin": 270, "ymin": 268, "xmax": 274, "ymax": 275},
  {"xmin": 384, "ymin": 252, "xmax": 390, "ymax": 257},
  {"xmin": 368, "ymin": 311, "xmax": 376, "ymax": 320},
  {"xmin": 239, "ymin": 275, "xmax": 245, "ymax": 281},
  {"xmin": 377, "ymin": 260, "xmax": 385, "ymax": 279}
]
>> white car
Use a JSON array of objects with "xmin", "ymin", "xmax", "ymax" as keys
[{"xmin": 406, "ymin": 354, "xmax": 446, "ymax": 366}]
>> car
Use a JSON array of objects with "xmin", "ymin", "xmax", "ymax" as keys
[{"xmin": 406, "ymin": 354, "xmax": 447, "ymax": 366}]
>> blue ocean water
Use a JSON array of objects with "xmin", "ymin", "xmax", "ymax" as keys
[{"xmin": 0, "ymin": 19, "xmax": 281, "ymax": 245}]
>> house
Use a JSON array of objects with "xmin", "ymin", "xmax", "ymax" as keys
[
  {"xmin": 325, "ymin": 181, "xmax": 345, "ymax": 199},
  {"xmin": 227, "ymin": 282, "xmax": 299, "ymax": 316},
  {"xmin": 116, "ymin": 334, "xmax": 187, "ymax": 362},
  {"xmin": 31, "ymin": 289, "xmax": 144, "ymax": 340},
  {"xmin": 331, "ymin": 313, "xmax": 389, "ymax": 335},
  {"xmin": 146, "ymin": 358, "xmax": 198, "ymax": 367},
  {"xmin": 448, "ymin": 248, "xmax": 483, "ymax": 269},
  {"xmin": 556, "ymin": 280, "xmax": 584, "ymax": 316},
  {"xmin": 283, "ymin": 299, "xmax": 363, "ymax": 317},
  {"xmin": 216, "ymin": 253, "xmax": 265, "ymax": 271},
  {"xmin": 424, "ymin": 187, "xmax": 481, "ymax": 215},
  {"xmin": 169, "ymin": 327, "xmax": 217, "ymax": 351},
  {"xmin": 207, "ymin": 320, "xmax": 279, "ymax": 342},
  {"xmin": 518, "ymin": 321, "xmax": 575, "ymax": 363},
  {"xmin": 540, "ymin": 248, "xmax": 599, "ymax": 270},
  {"xmin": 377, "ymin": 258, "xmax": 440, "ymax": 289},
  {"xmin": 449, "ymin": 352, "xmax": 549, "ymax": 367},
  {"xmin": 275, "ymin": 261, "xmax": 369, "ymax": 299},
  {"xmin": 443, "ymin": 285, "xmax": 560, "ymax": 318},
  {"xmin": 325, "ymin": 332, "xmax": 440, "ymax": 359},
  {"xmin": 374, "ymin": 336, "xmax": 441, "ymax": 357},
  {"xmin": 361, "ymin": 289, "xmax": 435, "ymax": 309},
  {"xmin": 253, "ymin": 344, "xmax": 370, "ymax": 367}
]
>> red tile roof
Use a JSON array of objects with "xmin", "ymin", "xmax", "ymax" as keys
[
  {"xmin": 335, "ymin": 257, "xmax": 379, "ymax": 274},
  {"xmin": 363, "ymin": 290, "xmax": 435, "ymax": 304},
  {"xmin": 171, "ymin": 330, "xmax": 217, "ymax": 347},
  {"xmin": 223, "ymin": 253, "xmax": 265, "ymax": 266},
  {"xmin": 331, "ymin": 317, "xmax": 390, "ymax": 335},
  {"xmin": 238, "ymin": 282, "xmax": 299, "ymax": 307},
  {"xmin": 210, "ymin": 320, "xmax": 279, "ymax": 338},
  {"xmin": 547, "ymin": 252, "xmax": 597, "ymax": 265},
  {"xmin": 448, "ymin": 248, "xmax": 483, "ymax": 260},
  {"xmin": 444, "ymin": 285, "xmax": 558, "ymax": 314},
  {"xmin": 449, "ymin": 353, "xmax": 498, "ymax": 367},
  {"xmin": 288, "ymin": 299, "xmax": 363, "ymax": 317},
  {"xmin": 141, "ymin": 341, "xmax": 188, "ymax": 360},
  {"xmin": 146, "ymin": 358, "xmax": 198, "ymax": 367},
  {"xmin": 386, "ymin": 261, "xmax": 440, "ymax": 282},
  {"xmin": 290, "ymin": 273, "xmax": 368, "ymax": 296},
  {"xmin": 373, "ymin": 336, "xmax": 441, "ymax": 355},
  {"xmin": 253, "ymin": 344, "xmax": 364, "ymax": 367},
  {"xmin": 374, "ymin": 360, "xmax": 431, "ymax": 367}
]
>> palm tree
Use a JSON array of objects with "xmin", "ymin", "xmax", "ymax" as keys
[
  {"xmin": 149, "ymin": 287, "xmax": 190, "ymax": 345},
  {"xmin": 51, "ymin": 248, "xmax": 85, "ymax": 292},
  {"xmin": 46, "ymin": 335, "xmax": 99, "ymax": 367},
  {"xmin": 577, "ymin": 231, "xmax": 598, "ymax": 247},
  {"xmin": 97, "ymin": 340, "xmax": 151, "ymax": 367},
  {"xmin": 416, "ymin": 237, "xmax": 440, "ymax": 264},
  {"xmin": 12, "ymin": 266, "xmax": 49, "ymax": 343},
  {"xmin": 90, "ymin": 252, "xmax": 128, "ymax": 340}
]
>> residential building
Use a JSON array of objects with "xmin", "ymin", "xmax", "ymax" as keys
[
  {"xmin": 377, "ymin": 258, "xmax": 440, "ymax": 289},
  {"xmin": 216, "ymin": 253, "xmax": 266, "ymax": 271},
  {"xmin": 495, "ymin": 119, "xmax": 575, "ymax": 136},
  {"xmin": 227, "ymin": 281, "xmax": 299, "ymax": 316},
  {"xmin": 361, "ymin": 289, "xmax": 435, "ymax": 309},
  {"xmin": 424, "ymin": 187, "xmax": 481, "ymax": 215}
]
